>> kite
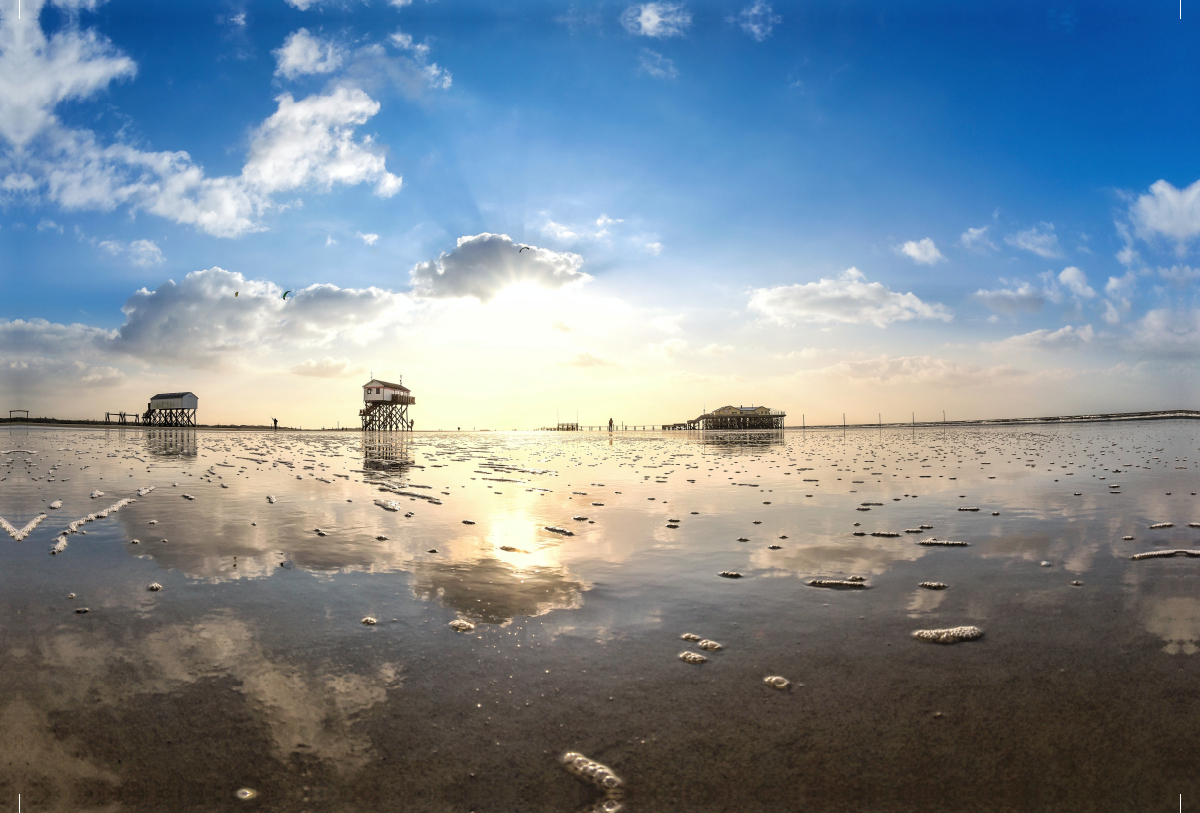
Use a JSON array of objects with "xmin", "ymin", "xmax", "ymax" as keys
[
  {"xmin": 235, "ymin": 292, "xmax": 239, "ymax": 297},
  {"xmin": 518, "ymin": 245, "xmax": 530, "ymax": 252},
  {"xmin": 282, "ymin": 290, "xmax": 292, "ymax": 300}
]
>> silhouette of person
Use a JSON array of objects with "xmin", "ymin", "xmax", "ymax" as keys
[
  {"xmin": 272, "ymin": 417, "xmax": 278, "ymax": 430},
  {"xmin": 608, "ymin": 417, "xmax": 614, "ymax": 432}
]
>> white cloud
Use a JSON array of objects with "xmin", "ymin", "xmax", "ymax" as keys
[
  {"xmin": 644, "ymin": 241, "xmax": 663, "ymax": 255},
  {"xmin": 735, "ymin": 0, "xmax": 781, "ymax": 41},
  {"xmin": 242, "ymin": 87, "xmax": 401, "ymax": 197},
  {"xmin": 973, "ymin": 282, "xmax": 1052, "ymax": 314},
  {"xmin": 1130, "ymin": 178, "xmax": 1200, "ymax": 248},
  {"xmin": 958, "ymin": 225, "xmax": 996, "ymax": 251},
  {"xmin": 776, "ymin": 348, "xmax": 822, "ymax": 360},
  {"xmin": 1128, "ymin": 309, "xmax": 1200, "ymax": 358},
  {"xmin": 385, "ymin": 31, "xmax": 451, "ymax": 90},
  {"xmin": 325, "ymin": 235, "xmax": 337, "ymax": 246},
  {"xmin": 0, "ymin": 317, "xmax": 115, "ymax": 357},
  {"xmin": 1005, "ymin": 223, "xmax": 1061, "ymax": 258},
  {"xmin": 621, "ymin": 3, "xmax": 691, "ymax": 37},
  {"xmin": 594, "ymin": 214, "xmax": 623, "ymax": 236},
  {"xmin": 813, "ymin": 355, "xmax": 1023, "ymax": 387},
  {"xmin": 1159, "ymin": 264, "xmax": 1200, "ymax": 284},
  {"xmin": 748, "ymin": 268, "xmax": 952, "ymax": 328},
  {"xmin": 0, "ymin": 357, "xmax": 124, "ymax": 393},
  {"xmin": 0, "ymin": 10, "xmax": 404, "ymax": 238},
  {"xmin": 650, "ymin": 337, "xmax": 688, "ymax": 358},
  {"xmin": 356, "ymin": 231, "xmax": 379, "ymax": 246},
  {"xmin": 638, "ymin": 49, "xmax": 678, "ymax": 79},
  {"xmin": 409, "ymin": 233, "xmax": 589, "ymax": 302},
  {"xmin": 563, "ymin": 352, "xmax": 617, "ymax": 368},
  {"xmin": 1057, "ymin": 266, "xmax": 1095, "ymax": 298},
  {"xmin": 1102, "ymin": 300, "xmax": 1121, "ymax": 325},
  {"xmin": 112, "ymin": 267, "xmax": 410, "ymax": 365},
  {"xmin": 650, "ymin": 314, "xmax": 684, "ymax": 333},
  {"xmin": 291, "ymin": 357, "xmax": 364, "ymax": 377},
  {"xmin": 541, "ymin": 214, "xmax": 627, "ymax": 242},
  {"xmin": 896, "ymin": 237, "xmax": 945, "ymax": 265},
  {"xmin": 389, "ymin": 0, "xmax": 413, "ymax": 6},
  {"xmin": 99, "ymin": 238, "xmax": 164, "ymax": 266},
  {"xmin": 698, "ymin": 343, "xmax": 734, "ymax": 356},
  {"xmin": 542, "ymin": 220, "xmax": 579, "ymax": 240},
  {"xmin": 992, "ymin": 324, "xmax": 1094, "ymax": 352},
  {"xmin": 274, "ymin": 29, "xmax": 344, "ymax": 80},
  {"xmin": 37, "ymin": 218, "xmax": 63, "ymax": 232},
  {"xmin": 0, "ymin": 1, "xmax": 136, "ymax": 148},
  {"xmin": 1105, "ymin": 271, "xmax": 1138, "ymax": 297}
]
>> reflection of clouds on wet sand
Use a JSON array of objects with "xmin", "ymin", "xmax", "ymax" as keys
[
  {"xmin": 409, "ymin": 557, "xmax": 586, "ymax": 624},
  {"xmin": 22, "ymin": 612, "xmax": 400, "ymax": 775},
  {"xmin": 1143, "ymin": 596, "xmax": 1200, "ymax": 655},
  {"xmin": 0, "ymin": 698, "xmax": 119, "ymax": 809},
  {"xmin": 906, "ymin": 587, "xmax": 947, "ymax": 616},
  {"xmin": 749, "ymin": 537, "xmax": 924, "ymax": 578},
  {"xmin": 974, "ymin": 529, "xmax": 1114, "ymax": 574}
]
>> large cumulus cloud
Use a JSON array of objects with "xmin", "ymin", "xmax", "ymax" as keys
[
  {"xmin": 409, "ymin": 233, "xmax": 589, "ymax": 302},
  {"xmin": 748, "ymin": 268, "xmax": 952, "ymax": 328}
]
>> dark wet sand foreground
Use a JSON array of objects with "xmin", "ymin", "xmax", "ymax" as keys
[{"xmin": 2, "ymin": 422, "xmax": 1200, "ymax": 811}]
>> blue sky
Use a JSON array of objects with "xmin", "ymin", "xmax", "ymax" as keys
[{"xmin": 2, "ymin": 0, "xmax": 1199, "ymax": 427}]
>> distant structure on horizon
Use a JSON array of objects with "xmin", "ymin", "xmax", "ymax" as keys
[
  {"xmin": 666, "ymin": 404, "xmax": 785, "ymax": 431},
  {"xmin": 361, "ymin": 378, "xmax": 415, "ymax": 431},
  {"xmin": 144, "ymin": 392, "xmax": 198, "ymax": 427}
]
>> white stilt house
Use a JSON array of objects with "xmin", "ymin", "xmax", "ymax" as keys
[
  {"xmin": 360, "ymin": 378, "xmax": 415, "ymax": 431},
  {"xmin": 144, "ymin": 392, "xmax": 199, "ymax": 427}
]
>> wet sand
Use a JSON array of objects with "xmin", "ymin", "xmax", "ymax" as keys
[{"xmin": 2, "ymin": 422, "xmax": 1200, "ymax": 811}]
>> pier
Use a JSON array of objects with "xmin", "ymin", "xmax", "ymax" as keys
[{"xmin": 665, "ymin": 405, "xmax": 786, "ymax": 431}]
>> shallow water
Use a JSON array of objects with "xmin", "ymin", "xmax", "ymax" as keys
[{"xmin": 2, "ymin": 421, "xmax": 1200, "ymax": 811}]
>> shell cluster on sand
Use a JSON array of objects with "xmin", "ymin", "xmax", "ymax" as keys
[
  {"xmin": 1149, "ymin": 522, "xmax": 1174, "ymax": 529},
  {"xmin": 697, "ymin": 639, "xmax": 722, "ymax": 651},
  {"xmin": 919, "ymin": 581, "xmax": 948, "ymax": 590},
  {"xmin": 679, "ymin": 651, "xmax": 707, "ymax": 664},
  {"xmin": 870, "ymin": 531, "xmax": 901, "ymax": 537},
  {"xmin": 449, "ymin": 619, "xmax": 476, "ymax": 632},
  {"xmin": 49, "ymin": 500, "xmax": 63, "ymax": 509},
  {"xmin": 917, "ymin": 538, "xmax": 969, "ymax": 546},
  {"xmin": 718, "ymin": 571, "xmax": 742, "ymax": 579},
  {"xmin": 147, "ymin": 583, "xmax": 162, "ymax": 591},
  {"xmin": 361, "ymin": 616, "xmax": 377, "ymax": 625},
  {"xmin": 807, "ymin": 579, "xmax": 866, "ymax": 589},
  {"xmin": 763, "ymin": 675, "xmax": 790, "ymax": 689},
  {"xmin": 562, "ymin": 751, "xmax": 624, "ymax": 792},
  {"xmin": 544, "ymin": 525, "xmax": 574, "ymax": 536},
  {"xmin": 1130, "ymin": 549, "xmax": 1200, "ymax": 560},
  {"xmin": 912, "ymin": 626, "xmax": 983, "ymax": 644},
  {"xmin": 957, "ymin": 507, "xmax": 980, "ymax": 512},
  {"xmin": 680, "ymin": 633, "xmax": 701, "ymax": 641}
]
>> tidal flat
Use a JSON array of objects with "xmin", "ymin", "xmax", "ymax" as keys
[{"xmin": 2, "ymin": 421, "xmax": 1200, "ymax": 811}]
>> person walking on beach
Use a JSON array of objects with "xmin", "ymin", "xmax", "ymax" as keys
[
  {"xmin": 608, "ymin": 417, "xmax": 614, "ymax": 432},
  {"xmin": 272, "ymin": 417, "xmax": 278, "ymax": 430}
]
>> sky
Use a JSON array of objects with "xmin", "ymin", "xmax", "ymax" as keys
[{"xmin": 2, "ymin": 0, "xmax": 1199, "ymax": 429}]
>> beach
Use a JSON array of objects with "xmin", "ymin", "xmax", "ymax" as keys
[{"xmin": 2, "ymin": 421, "xmax": 1199, "ymax": 811}]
